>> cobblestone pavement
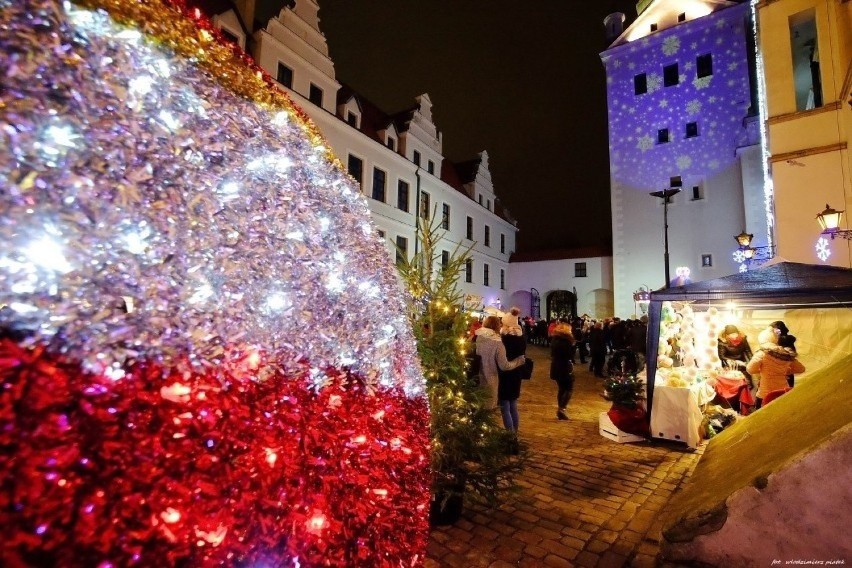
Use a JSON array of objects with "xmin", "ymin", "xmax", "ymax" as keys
[{"xmin": 426, "ymin": 345, "xmax": 704, "ymax": 568}]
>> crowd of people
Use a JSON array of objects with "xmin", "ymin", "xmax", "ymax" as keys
[
  {"xmin": 469, "ymin": 310, "xmax": 651, "ymax": 433},
  {"xmin": 468, "ymin": 308, "xmax": 805, "ymax": 446}
]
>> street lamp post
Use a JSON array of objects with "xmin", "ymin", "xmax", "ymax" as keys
[{"xmin": 650, "ymin": 178, "xmax": 682, "ymax": 288}]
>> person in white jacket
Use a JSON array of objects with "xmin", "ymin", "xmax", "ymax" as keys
[{"xmin": 476, "ymin": 316, "xmax": 525, "ymax": 409}]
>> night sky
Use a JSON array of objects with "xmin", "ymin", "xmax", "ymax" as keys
[{"xmin": 258, "ymin": 0, "xmax": 640, "ymax": 253}]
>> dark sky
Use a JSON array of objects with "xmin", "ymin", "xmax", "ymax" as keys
[{"xmin": 258, "ymin": 1, "xmax": 640, "ymax": 252}]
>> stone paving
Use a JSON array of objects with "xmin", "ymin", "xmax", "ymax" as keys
[{"xmin": 426, "ymin": 345, "xmax": 704, "ymax": 568}]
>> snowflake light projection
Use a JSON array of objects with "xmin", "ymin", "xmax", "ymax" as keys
[
  {"xmin": 732, "ymin": 249, "xmax": 747, "ymax": 263},
  {"xmin": 0, "ymin": 0, "xmax": 429, "ymax": 565},
  {"xmin": 739, "ymin": 263, "xmax": 749, "ymax": 273},
  {"xmin": 816, "ymin": 237, "xmax": 832, "ymax": 262}
]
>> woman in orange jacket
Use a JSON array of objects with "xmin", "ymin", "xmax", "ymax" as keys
[{"xmin": 746, "ymin": 334, "xmax": 805, "ymax": 409}]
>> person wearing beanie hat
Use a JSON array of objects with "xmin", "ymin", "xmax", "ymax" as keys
[
  {"xmin": 718, "ymin": 324, "xmax": 754, "ymax": 383},
  {"xmin": 550, "ymin": 324, "xmax": 576, "ymax": 420}
]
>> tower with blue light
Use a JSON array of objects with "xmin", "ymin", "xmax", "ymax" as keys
[{"xmin": 601, "ymin": 0, "xmax": 766, "ymax": 316}]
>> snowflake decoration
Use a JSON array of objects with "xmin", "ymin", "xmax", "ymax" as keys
[
  {"xmin": 716, "ymin": 19, "xmax": 726, "ymax": 29},
  {"xmin": 732, "ymin": 249, "xmax": 746, "ymax": 263},
  {"xmin": 677, "ymin": 155, "xmax": 693, "ymax": 169},
  {"xmin": 691, "ymin": 42, "xmax": 698, "ymax": 50},
  {"xmin": 659, "ymin": 99, "xmax": 669, "ymax": 108},
  {"xmin": 709, "ymin": 96, "xmax": 718, "ymax": 103},
  {"xmin": 628, "ymin": 62, "xmax": 636, "ymax": 70},
  {"xmin": 739, "ymin": 263, "xmax": 748, "ymax": 273},
  {"xmin": 662, "ymin": 36, "xmax": 680, "ymax": 56},
  {"xmin": 637, "ymin": 135, "xmax": 655, "ymax": 152},
  {"xmin": 686, "ymin": 99, "xmax": 702, "ymax": 115},
  {"xmin": 613, "ymin": 59, "xmax": 622, "ymax": 68},
  {"xmin": 684, "ymin": 61, "xmax": 694, "ymax": 71},
  {"xmin": 709, "ymin": 159, "xmax": 720, "ymax": 169},
  {"xmin": 693, "ymin": 76, "xmax": 712, "ymax": 90},
  {"xmin": 647, "ymin": 73, "xmax": 662, "ymax": 93},
  {"xmin": 728, "ymin": 62, "xmax": 739, "ymax": 71},
  {"xmin": 816, "ymin": 237, "xmax": 831, "ymax": 262}
]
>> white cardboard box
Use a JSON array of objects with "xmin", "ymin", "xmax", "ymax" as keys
[{"xmin": 599, "ymin": 412, "xmax": 645, "ymax": 444}]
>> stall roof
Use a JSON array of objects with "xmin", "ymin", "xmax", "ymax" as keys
[{"xmin": 649, "ymin": 262, "xmax": 852, "ymax": 306}]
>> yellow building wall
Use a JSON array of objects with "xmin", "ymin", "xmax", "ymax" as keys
[{"xmin": 757, "ymin": 0, "xmax": 852, "ymax": 268}]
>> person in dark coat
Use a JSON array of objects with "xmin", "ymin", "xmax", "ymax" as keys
[
  {"xmin": 498, "ymin": 324, "xmax": 527, "ymax": 432},
  {"xmin": 588, "ymin": 321, "xmax": 607, "ymax": 378},
  {"xmin": 550, "ymin": 323, "xmax": 576, "ymax": 420},
  {"xmin": 718, "ymin": 324, "xmax": 753, "ymax": 383},
  {"xmin": 627, "ymin": 316, "xmax": 648, "ymax": 371}
]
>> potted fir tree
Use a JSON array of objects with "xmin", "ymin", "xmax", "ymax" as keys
[{"xmin": 397, "ymin": 215, "xmax": 524, "ymax": 525}]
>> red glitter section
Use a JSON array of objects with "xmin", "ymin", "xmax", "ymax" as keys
[{"xmin": 0, "ymin": 340, "xmax": 431, "ymax": 566}]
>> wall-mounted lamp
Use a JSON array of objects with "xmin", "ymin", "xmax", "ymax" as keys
[
  {"xmin": 733, "ymin": 230, "xmax": 773, "ymax": 272},
  {"xmin": 816, "ymin": 204, "xmax": 852, "ymax": 239}
]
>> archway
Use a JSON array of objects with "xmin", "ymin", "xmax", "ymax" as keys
[{"xmin": 546, "ymin": 290, "xmax": 576, "ymax": 321}]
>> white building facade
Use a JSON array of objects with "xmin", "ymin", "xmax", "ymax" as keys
[
  {"xmin": 601, "ymin": 0, "xmax": 765, "ymax": 318},
  {"xmin": 202, "ymin": 0, "xmax": 518, "ymax": 308},
  {"xmin": 507, "ymin": 249, "xmax": 615, "ymax": 321}
]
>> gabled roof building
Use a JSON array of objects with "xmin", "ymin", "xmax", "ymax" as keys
[{"xmin": 198, "ymin": 0, "xmax": 518, "ymax": 308}]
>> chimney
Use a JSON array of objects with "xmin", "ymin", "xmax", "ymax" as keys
[{"xmin": 603, "ymin": 12, "xmax": 626, "ymax": 42}]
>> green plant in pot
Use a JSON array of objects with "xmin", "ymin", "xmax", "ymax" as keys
[
  {"xmin": 397, "ymin": 215, "xmax": 524, "ymax": 525},
  {"xmin": 603, "ymin": 373, "xmax": 649, "ymax": 437}
]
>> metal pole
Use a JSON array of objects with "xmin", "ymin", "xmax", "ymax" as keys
[{"xmin": 663, "ymin": 195, "xmax": 671, "ymax": 288}]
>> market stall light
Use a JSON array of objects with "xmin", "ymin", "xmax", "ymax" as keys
[{"xmin": 816, "ymin": 204, "xmax": 852, "ymax": 239}]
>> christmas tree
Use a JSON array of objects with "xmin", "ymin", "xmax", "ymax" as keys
[
  {"xmin": 0, "ymin": 0, "xmax": 430, "ymax": 565},
  {"xmin": 396, "ymin": 217, "xmax": 524, "ymax": 520}
]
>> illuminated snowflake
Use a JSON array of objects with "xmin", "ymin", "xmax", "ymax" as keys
[
  {"xmin": 677, "ymin": 155, "xmax": 693, "ymax": 170},
  {"xmin": 637, "ymin": 135, "xmax": 655, "ymax": 152},
  {"xmin": 662, "ymin": 36, "xmax": 680, "ymax": 56},
  {"xmin": 739, "ymin": 263, "xmax": 748, "ymax": 273},
  {"xmin": 815, "ymin": 237, "xmax": 831, "ymax": 262},
  {"xmin": 686, "ymin": 99, "xmax": 702, "ymax": 115},
  {"xmin": 732, "ymin": 249, "xmax": 746, "ymax": 263},
  {"xmin": 659, "ymin": 99, "xmax": 669, "ymax": 108},
  {"xmin": 693, "ymin": 76, "xmax": 712, "ymax": 90},
  {"xmin": 647, "ymin": 73, "xmax": 662, "ymax": 93}
]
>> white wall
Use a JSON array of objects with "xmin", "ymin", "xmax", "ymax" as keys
[{"xmin": 507, "ymin": 257, "xmax": 614, "ymax": 319}]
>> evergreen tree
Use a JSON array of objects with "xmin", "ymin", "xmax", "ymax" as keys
[{"xmin": 397, "ymin": 215, "xmax": 524, "ymax": 508}]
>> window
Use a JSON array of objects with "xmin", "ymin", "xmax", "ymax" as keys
[
  {"xmin": 657, "ymin": 128, "xmax": 669, "ymax": 144},
  {"xmin": 500, "ymin": 269, "xmax": 505, "ymax": 290},
  {"xmin": 634, "ymin": 73, "xmax": 647, "ymax": 95},
  {"xmin": 372, "ymin": 167, "xmax": 386, "ymax": 202},
  {"xmin": 483, "ymin": 263, "xmax": 490, "ymax": 287},
  {"xmin": 347, "ymin": 155, "xmax": 363, "ymax": 187},
  {"xmin": 701, "ymin": 254, "xmax": 713, "ymax": 267},
  {"xmin": 396, "ymin": 236, "xmax": 408, "ymax": 266},
  {"xmin": 413, "ymin": 150, "xmax": 421, "ymax": 166},
  {"xmin": 484, "ymin": 225, "xmax": 490, "ymax": 247},
  {"xmin": 386, "ymin": 137, "xmax": 396, "ymax": 151},
  {"xmin": 427, "ymin": 160, "xmax": 435, "ymax": 174},
  {"xmin": 441, "ymin": 203, "xmax": 450, "ymax": 230},
  {"xmin": 309, "ymin": 83, "xmax": 323, "ymax": 106},
  {"xmin": 697, "ymin": 53, "xmax": 713, "ymax": 78},
  {"xmin": 465, "ymin": 259, "xmax": 473, "ymax": 283},
  {"xmin": 466, "ymin": 216, "xmax": 473, "ymax": 240},
  {"xmin": 677, "ymin": 12, "xmax": 686, "ymax": 23},
  {"xmin": 692, "ymin": 185, "xmax": 703, "ymax": 200},
  {"xmin": 686, "ymin": 122, "xmax": 699, "ymax": 138},
  {"xmin": 419, "ymin": 191, "xmax": 430, "ymax": 220},
  {"xmin": 650, "ymin": 23, "xmax": 658, "ymax": 32},
  {"xmin": 790, "ymin": 10, "xmax": 822, "ymax": 110},
  {"xmin": 346, "ymin": 112, "xmax": 358, "ymax": 127},
  {"xmin": 397, "ymin": 180, "xmax": 409, "ymax": 212},
  {"xmin": 441, "ymin": 250, "xmax": 449, "ymax": 272},
  {"xmin": 478, "ymin": 195, "xmax": 483, "ymax": 205},
  {"xmin": 276, "ymin": 63, "xmax": 293, "ymax": 88},
  {"xmin": 500, "ymin": 233, "xmax": 505, "ymax": 254},
  {"xmin": 575, "ymin": 262, "xmax": 587, "ymax": 278},
  {"xmin": 663, "ymin": 63, "xmax": 679, "ymax": 87},
  {"xmin": 220, "ymin": 27, "xmax": 239, "ymax": 45},
  {"xmin": 486, "ymin": 199, "xmax": 491, "ymax": 211}
]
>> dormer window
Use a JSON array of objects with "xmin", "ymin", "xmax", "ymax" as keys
[
  {"xmin": 677, "ymin": 12, "xmax": 686, "ymax": 23},
  {"xmin": 346, "ymin": 111, "xmax": 360, "ymax": 128},
  {"xmin": 413, "ymin": 150, "xmax": 421, "ymax": 166},
  {"xmin": 219, "ymin": 27, "xmax": 240, "ymax": 45},
  {"xmin": 386, "ymin": 137, "xmax": 396, "ymax": 151},
  {"xmin": 427, "ymin": 160, "xmax": 435, "ymax": 174},
  {"xmin": 650, "ymin": 23, "xmax": 658, "ymax": 32}
]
